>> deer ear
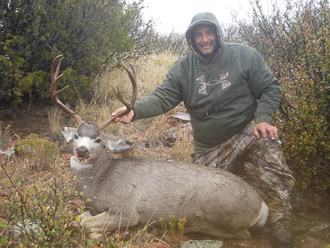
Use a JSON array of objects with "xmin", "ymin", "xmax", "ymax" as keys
[
  {"xmin": 61, "ymin": 127, "xmax": 77, "ymax": 143},
  {"xmin": 101, "ymin": 133, "xmax": 133, "ymax": 154}
]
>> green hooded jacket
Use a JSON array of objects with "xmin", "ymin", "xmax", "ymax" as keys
[{"xmin": 133, "ymin": 12, "xmax": 281, "ymax": 152}]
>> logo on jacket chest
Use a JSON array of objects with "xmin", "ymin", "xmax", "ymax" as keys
[{"xmin": 196, "ymin": 71, "xmax": 231, "ymax": 95}]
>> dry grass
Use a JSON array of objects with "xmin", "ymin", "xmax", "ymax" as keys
[
  {"xmin": 172, "ymin": 126, "xmax": 194, "ymax": 163},
  {"xmin": 48, "ymin": 106, "xmax": 65, "ymax": 138},
  {"xmin": 92, "ymin": 52, "xmax": 178, "ymax": 106}
]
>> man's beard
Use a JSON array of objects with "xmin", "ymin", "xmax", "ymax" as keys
[
  {"xmin": 199, "ymin": 41, "xmax": 218, "ymax": 60},
  {"xmin": 199, "ymin": 40, "xmax": 214, "ymax": 52}
]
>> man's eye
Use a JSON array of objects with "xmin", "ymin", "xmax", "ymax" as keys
[{"xmin": 95, "ymin": 138, "xmax": 101, "ymax": 143}]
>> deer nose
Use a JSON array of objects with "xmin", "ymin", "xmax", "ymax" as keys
[{"xmin": 76, "ymin": 146, "xmax": 89, "ymax": 159}]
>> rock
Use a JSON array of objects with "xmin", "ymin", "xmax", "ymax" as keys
[
  {"xmin": 180, "ymin": 240, "xmax": 223, "ymax": 248},
  {"xmin": 309, "ymin": 224, "xmax": 330, "ymax": 233}
]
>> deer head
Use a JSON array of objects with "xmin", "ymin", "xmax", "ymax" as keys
[{"xmin": 50, "ymin": 55, "xmax": 136, "ymax": 168}]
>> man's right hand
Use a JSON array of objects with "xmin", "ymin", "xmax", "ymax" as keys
[{"xmin": 112, "ymin": 106, "xmax": 135, "ymax": 124}]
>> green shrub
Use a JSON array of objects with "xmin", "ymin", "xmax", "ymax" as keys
[
  {"xmin": 16, "ymin": 134, "xmax": 59, "ymax": 171},
  {"xmin": 275, "ymin": 1, "xmax": 330, "ymax": 193},
  {"xmin": 235, "ymin": 0, "xmax": 330, "ymax": 195},
  {"xmin": 0, "ymin": 0, "xmax": 155, "ymax": 105},
  {"xmin": 0, "ymin": 159, "xmax": 94, "ymax": 247}
]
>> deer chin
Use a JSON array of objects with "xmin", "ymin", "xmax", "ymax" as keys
[
  {"xmin": 77, "ymin": 156, "xmax": 89, "ymax": 164},
  {"xmin": 70, "ymin": 156, "xmax": 92, "ymax": 170}
]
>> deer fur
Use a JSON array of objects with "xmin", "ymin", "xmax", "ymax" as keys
[{"xmin": 62, "ymin": 122, "xmax": 268, "ymax": 239}]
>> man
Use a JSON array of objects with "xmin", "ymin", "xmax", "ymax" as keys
[{"xmin": 113, "ymin": 12, "xmax": 295, "ymax": 248}]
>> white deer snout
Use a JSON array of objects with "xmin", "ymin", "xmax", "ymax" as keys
[
  {"xmin": 73, "ymin": 136, "xmax": 102, "ymax": 164},
  {"xmin": 70, "ymin": 136, "xmax": 103, "ymax": 170}
]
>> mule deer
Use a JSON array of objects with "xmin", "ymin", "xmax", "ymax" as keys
[{"xmin": 51, "ymin": 55, "xmax": 268, "ymax": 239}]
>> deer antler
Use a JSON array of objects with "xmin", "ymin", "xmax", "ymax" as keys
[
  {"xmin": 98, "ymin": 63, "xmax": 137, "ymax": 130},
  {"xmin": 50, "ymin": 55, "xmax": 82, "ymax": 125}
]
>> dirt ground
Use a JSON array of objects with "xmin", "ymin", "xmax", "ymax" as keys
[{"xmin": 1, "ymin": 100, "xmax": 329, "ymax": 248}]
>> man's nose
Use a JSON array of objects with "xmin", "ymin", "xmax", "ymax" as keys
[{"xmin": 201, "ymin": 34, "xmax": 208, "ymax": 42}]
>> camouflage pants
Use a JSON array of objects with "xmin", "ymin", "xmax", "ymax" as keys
[{"xmin": 191, "ymin": 121, "xmax": 296, "ymax": 224}]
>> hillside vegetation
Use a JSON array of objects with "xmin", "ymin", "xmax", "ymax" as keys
[{"xmin": 0, "ymin": 0, "xmax": 329, "ymax": 246}]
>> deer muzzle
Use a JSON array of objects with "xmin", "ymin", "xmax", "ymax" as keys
[{"xmin": 76, "ymin": 146, "xmax": 89, "ymax": 161}]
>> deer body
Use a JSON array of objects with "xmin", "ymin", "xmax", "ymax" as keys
[
  {"xmin": 62, "ymin": 123, "xmax": 268, "ymax": 239},
  {"xmin": 52, "ymin": 55, "xmax": 268, "ymax": 239}
]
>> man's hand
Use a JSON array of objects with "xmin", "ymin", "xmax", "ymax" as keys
[
  {"xmin": 112, "ymin": 106, "xmax": 135, "ymax": 124},
  {"xmin": 254, "ymin": 122, "xmax": 279, "ymax": 141}
]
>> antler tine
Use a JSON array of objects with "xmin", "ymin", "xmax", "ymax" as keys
[
  {"xmin": 50, "ymin": 55, "xmax": 82, "ymax": 125},
  {"xmin": 98, "ymin": 63, "xmax": 137, "ymax": 130},
  {"xmin": 122, "ymin": 63, "xmax": 137, "ymax": 107}
]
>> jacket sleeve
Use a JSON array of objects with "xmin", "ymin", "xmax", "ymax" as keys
[
  {"xmin": 247, "ymin": 49, "xmax": 281, "ymax": 124},
  {"xmin": 132, "ymin": 69, "xmax": 182, "ymax": 121}
]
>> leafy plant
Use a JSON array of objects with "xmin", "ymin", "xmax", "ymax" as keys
[
  {"xmin": 0, "ymin": 0, "xmax": 156, "ymax": 105},
  {"xmin": 234, "ymin": 0, "xmax": 330, "ymax": 195},
  {"xmin": 159, "ymin": 213, "xmax": 187, "ymax": 247},
  {"xmin": 0, "ymin": 158, "xmax": 93, "ymax": 247}
]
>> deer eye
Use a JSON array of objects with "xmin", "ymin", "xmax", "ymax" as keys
[
  {"xmin": 95, "ymin": 138, "xmax": 101, "ymax": 143},
  {"xmin": 74, "ymin": 134, "xmax": 78, "ymax": 139}
]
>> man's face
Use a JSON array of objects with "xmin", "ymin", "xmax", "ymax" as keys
[{"xmin": 193, "ymin": 24, "xmax": 217, "ymax": 57}]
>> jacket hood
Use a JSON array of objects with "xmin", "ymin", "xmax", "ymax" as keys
[{"xmin": 186, "ymin": 12, "xmax": 224, "ymax": 61}]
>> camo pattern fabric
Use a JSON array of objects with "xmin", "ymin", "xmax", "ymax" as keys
[{"xmin": 191, "ymin": 121, "xmax": 296, "ymax": 224}]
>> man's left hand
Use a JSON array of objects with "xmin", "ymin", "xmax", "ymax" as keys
[{"xmin": 254, "ymin": 122, "xmax": 279, "ymax": 141}]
